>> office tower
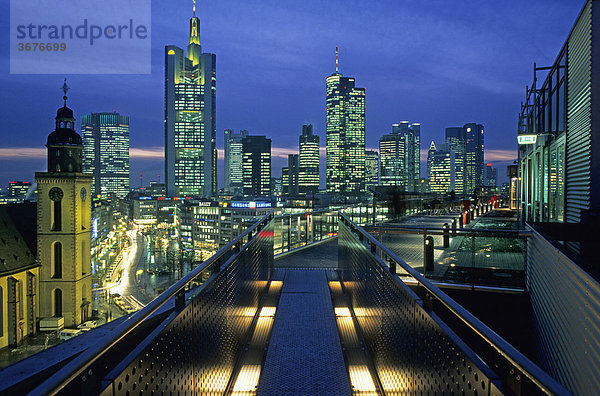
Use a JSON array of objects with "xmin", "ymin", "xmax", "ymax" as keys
[
  {"xmin": 444, "ymin": 127, "xmax": 466, "ymax": 195},
  {"xmin": 427, "ymin": 141, "xmax": 455, "ymax": 195},
  {"xmin": 7, "ymin": 181, "xmax": 31, "ymax": 198},
  {"xmin": 485, "ymin": 163, "xmax": 497, "ymax": 187},
  {"xmin": 326, "ymin": 49, "xmax": 366, "ymax": 196},
  {"xmin": 445, "ymin": 123, "xmax": 484, "ymax": 196},
  {"xmin": 464, "ymin": 123, "xmax": 485, "ymax": 194},
  {"xmin": 35, "ymin": 86, "xmax": 92, "ymax": 327},
  {"xmin": 165, "ymin": 7, "xmax": 216, "ymax": 198},
  {"xmin": 242, "ymin": 136, "xmax": 271, "ymax": 197},
  {"xmin": 365, "ymin": 150, "xmax": 379, "ymax": 189},
  {"xmin": 224, "ymin": 129, "xmax": 248, "ymax": 195},
  {"xmin": 298, "ymin": 124, "xmax": 320, "ymax": 194},
  {"xmin": 282, "ymin": 154, "xmax": 300, "ymax": 195},
  {"xmin": 82, "ymin": 112, "xmax": 130, "ymax": 198},
  {"xmin": 379, "ymin": 122, "xmax": 420, "ymax": 191}
]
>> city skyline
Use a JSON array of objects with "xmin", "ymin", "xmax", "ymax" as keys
[{"xmin": 0, "ymin": 0, "xmax": 582, "ymax": 189}]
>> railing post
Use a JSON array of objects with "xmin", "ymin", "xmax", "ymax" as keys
[
  {"xmin": 370, "ymin": 241, "xmax": 377, "ymax": 255},
  {"xmin": 424, "ymin": 236, "xmax": 434, "ymax": 273},
  {"xmin": 389, "ymin": 258, "xmax": 396, "ymax": 274},
  {"xmin": 459, "ymin": 214, "xmax": 464, "ymax": 229},
  {"xmin": 451, "ymin": 218, "xmax": 457, "ymax": 236},
  {"xmin": 175, "ymin": 289, "xmax": 185, "ymax": 309},
  {"xmin": 443, "ymin": 223, "xmax": 450, "ymax": 248},
  {"xmin": 465, "ymin": 210, "xmax": 470, "ymax": 225}
]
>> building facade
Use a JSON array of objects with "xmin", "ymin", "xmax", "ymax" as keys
[
  {"xmin": 0, "ymin": 207, "xmax": 40, "ymax": 349},
  {"xmin": 224, "ymin": 129, "xmax": 248, "ymax": 195},
  {"xmin": 427, "ymin": 142, "xmax": 455, "ymax": 195},
  {"xmin": 165, "ymin": 10, "xmax": 216, "ymax": 198},
  {"xmin": 485, "ymin": 163, "xmax": 498, "ymax": 187},
  {"xmin": 282, "ymin": 154, "xmax": 299, "ymax": 196},
  {"xmin": 365, "ymin": 150, "xmax": 379, "ymax": 189},
  {"xmin": 82, "ymin": 112, "xmax": 130, "ymax": 199},
  {"xmin": 445, "ymin": 124, "xmax": 485, "ymax": 196},
  {"xmin": 518, "ymin": 0, "xmax": 600, "ymax": 229},
  {"xmin": 35, "ymin": 94, "xmax": 92, "ymax": 327},
  {"xmin": 326, "ymin": 68, "xmax": 366, "ymax": 196},
  {"xmin": 242, "ymin": 136, "xmax": 271, "ymax": 197},
  {"xmin": 379, "ymin": 122, "xmax": 420, "ymax": 191},
  {"xmin": 298, "ymin": 124, "xmax": 320, "ymax": 194}
]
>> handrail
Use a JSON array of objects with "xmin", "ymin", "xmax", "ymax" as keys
[
  {"xmin": 362, "ymin": 224, "xmax": 531, "ymax": 237},
  {"xmin": 339, "ymin": 212, "xmax": 570, "ymax": 396},
  {"xmin": 31, "ymin": 211, "xmax": 275, "ymax": 396}
]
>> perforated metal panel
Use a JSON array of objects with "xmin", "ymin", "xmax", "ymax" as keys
[
  {"xmin": 339, "ymin": 220, "xmax": 500, "ymax": 394},
  {"xmin": 101, "ymin": 221, "xmax": 273, "ymax": 395}
]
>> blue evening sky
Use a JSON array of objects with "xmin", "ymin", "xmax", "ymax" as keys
[{"xmin": 0, "ymin": 0, "xmax": 583, "ymax": 189}]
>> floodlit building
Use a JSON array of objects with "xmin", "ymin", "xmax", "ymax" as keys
[
  {"xmin": 379, "ymin": 122, "xmax": 420, "ymax": 191},
  {"xmin": 165, "ymin": 7, "xmax": 216, "ymax": 197},
  {"xmin": 35, "ymin": 89, "xmax": 92, "ymax": 327},
  {"xmin": 326, "ymin": 49, "xmax": 365, "ymax": 196},
  {"xmin": 224, "ymin": 129, "xmax": 249, "ymax": 195},
  {"xmin": 427, "ymin": 142, "xmax": 455, "ymax": 195},
  {"xmin": 82, "ymin": 112, "xmax": 130, "ymax": 198},
  {"xmin": 298, "ymin": 124, "xmax": 320, "ymax": 194},
  {"xmin": 445, "ymin": 123, "xmax": 485, "ymax": 196},
  {"xmin": 365, "ymin": 150, "xmax": 379, "ymax": 189}
]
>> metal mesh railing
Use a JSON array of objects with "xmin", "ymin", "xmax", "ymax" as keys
[{"xmin": 339, "ymin": 212, "xmax": 570, "ymax": 395}]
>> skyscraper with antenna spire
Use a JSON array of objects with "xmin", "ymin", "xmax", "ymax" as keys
[
  {"xmin": 325, "ymin": 47, "xmax": 366, "ymax": 197},
  {"xmin": 164, "ymin": 1, "xmax": 217, "ymax": 197}
]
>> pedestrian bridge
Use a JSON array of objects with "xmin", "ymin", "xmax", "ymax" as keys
[{"xmin": 1, "ymin": 208, "xmax": 594, "ymax": 395}]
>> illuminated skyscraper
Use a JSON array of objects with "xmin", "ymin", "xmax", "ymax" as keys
[
  {"xmin": 82, "ymin": 112, "xmax": 129, "ymax": 198},
  {"xmin": 379, "ymin": 122, "xmax": 420, "ymax": 191},
  {"xmin": 298, "ymin": 124, "xmax": 320, "ymax": 194},
  {"xmin": 224, "ymin": 129, "xmax": 248, "ymax": 195},
  {"xmin": 165, "ymin": 6, "xmax": 216, "ymax": 197},
  {"xmin": 326, "ymin": 49, "xmax": 366, "ymax": 196},
  {"xmin": 365, "ymin": 150, "xmax": 379, "ymax": 189},
  {"xmin": 282, "ymin": 154, "xmax": 299, "ymax": 195},
  {"xmin": 445, "ymin": 123, "xmax": 484, "ymax": 196},
  {"xmin": 427, "ymin": 141, "xmax": 456, "ymax": 195},
  {"xmin": 242, "ymin": 136, "xmax": 271, "ymax": 197}
]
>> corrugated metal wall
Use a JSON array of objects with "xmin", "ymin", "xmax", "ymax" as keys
[
  {"xmin": 566, "ymin": 0, "xmax": 592, "ymax": 224},
  {"xmin": 527, "ymin": 226, "xmax": 600, "ymax": 395}
]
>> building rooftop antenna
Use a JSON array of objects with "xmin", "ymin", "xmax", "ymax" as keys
[{"xmin": 335, "ymin": 46, "xmax": 339, "ymax": 73}]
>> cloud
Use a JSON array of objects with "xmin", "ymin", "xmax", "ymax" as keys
[
  {"xmin": 130, "ymin": 147, "xmax": 163, "ymax": 159},
  {"xmin": 420, "ymin": 148, "xmax": 516, "ymax": 164},
  {"xmin": 0, "ymin": 148, "xmax": 45, "ymax": 159}
]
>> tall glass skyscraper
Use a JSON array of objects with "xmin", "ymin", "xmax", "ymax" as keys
[
  {"xmin": 298, "ymin": 124, "xmax": 320, "ymax": 194},
  {"xmin": 379, "ymin": 122, "xmax": 420, "ymax": 191},
  {"xmin": 326, "ymin": 61, "xmax": 366, "ymax": 196},
  {"xmin": 242, "ymin": 135, "xmax": 271, "ymax": 197},
  {"xmin": 165, "ymin": 8, "xmax": 216, "ymax": 198},
  {"xmin": 224, "ymin": 129, "xmax": 248, "ymax": 195},
  {"xmin": 365, "ymin": 150, "xmax": 379, "ymax": 189},
  {"xmin": 427, "ymin": 141, "xmax": 456, "ymax": 195},
  {"xmin": 82, "ymin": 112, "xmax": 129, "ymax": 198},
  {"xmin": 445, "ymin": 123, "xmax": 484, "ymax": 196}
]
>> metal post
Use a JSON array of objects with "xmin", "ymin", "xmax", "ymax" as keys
[
  {"xmin": 424, "ymin": 236, "xmax": 434, "ymax": 273},
  {"xmin": 443, "ymin": 224, "xmax": 450, "ymax": 248},
  {"xmin": 451, "ymin": 218, "xmax": 457, "ymax": 236},
  {"xmin": 465, "ymin": 210, "xmax": 470, "ymax": 225},
  {"xmin": 459, "ymin": 214, "xmax": 464, "ymax": 229},
  {"xmin": 389, "ymin": 258, "xmax": 396, "ymax": 274}
]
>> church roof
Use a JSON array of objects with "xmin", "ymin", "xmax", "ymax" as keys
[{"xmin": 0, "ymin": 206, "xmax": 39, "ymax": 276}]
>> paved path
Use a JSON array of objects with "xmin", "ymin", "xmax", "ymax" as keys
[{"xmin": 258, "ymin": 243, "xmax": 351, "ymax": 395}]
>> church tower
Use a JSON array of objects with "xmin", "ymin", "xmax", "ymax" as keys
[{"xmin": 35, "ymin": 81, "xmax": 93, "ymax": 327}]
